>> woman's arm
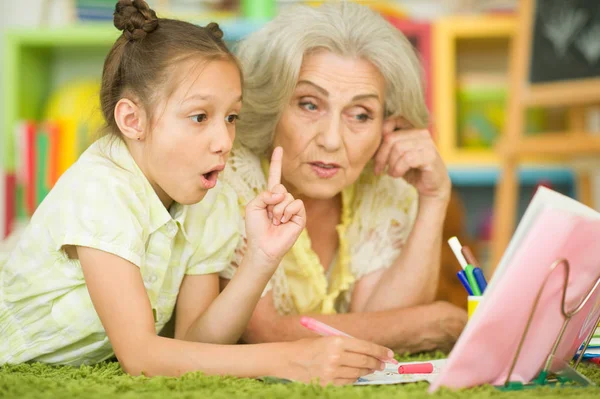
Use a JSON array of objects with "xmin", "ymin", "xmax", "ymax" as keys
[
  {"xmin": 231, "ymin": 287, "xmax": 467, "ymax": 354},
  {"xmin": 350, "ymin": 124, "xmax": 452, "ymax": 312},
  {"xmin": 78, "ymin": 246, "xmax": 394, "ymax": 383},
  {"xmin": 350, "ymin": 198, "xmax": 447, "ymax": 313}
]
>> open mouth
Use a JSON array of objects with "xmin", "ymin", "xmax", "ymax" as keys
[
  {"xmin": 200, "ymin": 165, "xmax": 224, "ymax": 189},
  {"xmin": 309, "ymin": 162, "xmax": 341, "ymax": 178},
  {"xmin": 203, "ymin": 170, "xmax": 218, "ymax": 181}
]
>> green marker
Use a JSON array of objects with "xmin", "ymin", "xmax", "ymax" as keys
[{"xmin": 465, "ymin": 265, "xmax": 482, "ymax": 296}]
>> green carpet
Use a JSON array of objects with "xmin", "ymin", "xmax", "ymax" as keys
[{"xmin": 1, "ymin": 358, "xmax": 600, "ymax": 399}]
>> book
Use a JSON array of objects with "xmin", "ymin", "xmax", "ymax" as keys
[
  {"xmin": 431, "ymin": 187, "xmax": 600, "ymax": 391},
  {"xmin": 18, "ymin": 122, "xmax": 36, "ymax": 216},
  {"xmin": 35, "ymin": 124, "xmax": 51, "ymax": 207}
]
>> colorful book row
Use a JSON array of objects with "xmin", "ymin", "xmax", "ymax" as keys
[{"xmin": 12, "ymin": 120, "xmax": 93, "ymax": 220}]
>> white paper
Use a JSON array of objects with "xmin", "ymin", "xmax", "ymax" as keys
[{"xmin": 354, "ymin": 359, "xmax": 446, "ymax": 385}]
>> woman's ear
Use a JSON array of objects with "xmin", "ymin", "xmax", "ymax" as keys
[
  {"xmin": 114, "ymin": 98, "xmax": 147, "ymax": 141},
  {"xmin": 383, "ymin": 115, "xmax": 414, "ymax": 134}
]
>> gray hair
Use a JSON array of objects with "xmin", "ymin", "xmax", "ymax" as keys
[{"xmin": 235, "ymin": 1, "xmax": 428, "ymax": 158}]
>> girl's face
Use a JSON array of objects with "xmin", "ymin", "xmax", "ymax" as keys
[
  {"xmin": 273, "ymin": 50, "xmax": 386, "ymax": 200},
  {"xmin": 140, "ymin": 58, "xmax": 242, "ymax": 207}
]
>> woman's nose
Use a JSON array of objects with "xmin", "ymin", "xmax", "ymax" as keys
[{"xmin": 317, "ymin": 115, "xmax": 342, "ymax": 151}]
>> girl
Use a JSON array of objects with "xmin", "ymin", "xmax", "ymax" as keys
[{"xmin": 0, "ymin": 0, "xmax": 394, "ymax": 386}]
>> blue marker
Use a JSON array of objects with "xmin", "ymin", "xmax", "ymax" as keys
[
  {"xmin": 457, "ymin": 270, "xmax": 473, "ymax": 295},
  {"xmin": 473, "ymin": 267, "xmax": 488, "ymax": 294}
]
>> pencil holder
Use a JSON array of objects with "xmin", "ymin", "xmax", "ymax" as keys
[{"xmin": 467, "ymin": 296, "xmax": 482, "ymax": 319}]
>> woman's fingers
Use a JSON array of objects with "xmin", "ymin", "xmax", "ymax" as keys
[
  {"xmin": 388, "ymin": 147, "xmax": 428, "ymax": 178},
  {"xmin": 374, "ymin": 130, "xmax": 432, "ymax": 176},
  {"xmin": 389, "ymin": 154, "xmax": 412, "ymax": 178},
  {"xmin": 374, "ymin": 136, "xmax": 394, "ymax": 175},
  {"xmin": 374, "ymin": 133, "xmax": 415, "ymax": 175}
]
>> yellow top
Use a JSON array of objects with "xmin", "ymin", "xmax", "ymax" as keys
[{"xmin": 220, "ymin": 144, "xmax": 418, "ymax": 315}]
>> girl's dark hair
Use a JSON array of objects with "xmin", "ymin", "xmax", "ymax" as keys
[{"xmin": 100, "ymin": 0, "xmax": 239, "ymax": 136}]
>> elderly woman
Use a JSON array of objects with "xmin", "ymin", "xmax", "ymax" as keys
[{"xmin": 220, "ymin": 2, "xmax": 467, "ymax": 353}]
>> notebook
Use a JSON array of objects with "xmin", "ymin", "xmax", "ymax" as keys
[
  {"xmin": 355, "ymin": 359, "xmax": 446, "ymax": 385},
  {"xmin": 430, "ymin": 187, "xmax": 600, "ymax": 391}
]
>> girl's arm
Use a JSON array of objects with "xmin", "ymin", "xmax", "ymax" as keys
[
  {"xmin": 78, "ymin": 245, "xmax": 394, "ymax": 383},
  {"xmin": 175, "ymin": 147, "xmax": 306, "ymax": 344},
  {"xmin": 174, "ymin": 250, "xmax": 279, "ymax": 344}
]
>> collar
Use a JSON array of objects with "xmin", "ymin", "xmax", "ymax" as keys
[{"xmin": 97, "ymin": 136, "xmax": 191, "ymax": 240}]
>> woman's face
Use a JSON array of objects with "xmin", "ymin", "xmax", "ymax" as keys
[{"xmin": 273, "ymin": 50, "xmax": 386, "ymax": 200}]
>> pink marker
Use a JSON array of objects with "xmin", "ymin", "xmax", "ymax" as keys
[
  {"xmin": 398, "ymin": 362, "xmax": 434, "ymax": 374},
  {"xmin": 299, "ymin": 316, "xmax": 398, "ymax": 365},
  {"xmin": 300, "ymin": 316, "xmax": 352, "ymax": 337}
]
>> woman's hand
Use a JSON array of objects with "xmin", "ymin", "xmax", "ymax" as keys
[
  {"xmin": 282, "ymin": 336, "xmax": 395, "ymax": 386},
  {"xmin": 374, "ymin": 117, "xmax": 451, "ymax": 205},
  {"xmin": 392, "ymin": 301, "xmax": 467, "ymax": 355},
  {"xmin": 429, "ymin": 301, "xmax": 468, "ymax": 353},
  {"xmin": 244, "ymin": 147, "xmax": 306, "ymax": 268}
]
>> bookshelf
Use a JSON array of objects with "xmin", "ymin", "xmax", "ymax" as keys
[
  {"xmin": 1, "ymin": 21, "xmax": 262, "ymax": 172},
  {"xmin": 432, "ymin": 15, "xmax": 578, "ymax": 272},
  {"xmin": 434, "ymin": 14, "xmax": 516, "ymax": 165}
]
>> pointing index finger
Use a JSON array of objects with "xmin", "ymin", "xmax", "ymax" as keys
[{"xmin": 268, "ymin": 146, "xmax": 283, "ymax": 191}]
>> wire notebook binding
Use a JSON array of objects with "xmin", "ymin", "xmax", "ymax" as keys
[{"xmin": 500, "ymin": 258, "xmax": 600, "ymax": 390}]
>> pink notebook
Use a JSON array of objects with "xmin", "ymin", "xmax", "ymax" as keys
[{"xmin": 430, "ymin": 187, "xmax": 600, "ymax": 391}]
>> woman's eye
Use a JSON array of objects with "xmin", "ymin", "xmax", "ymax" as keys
[
  {"xmin": 349, "ymin": 109, "xmax": 373, "ymax": 122},
  {"xmin": 190, "ymin": 114, "xmax": 207, "ymax": 123},
  {"xmin": 226, "ymin": 114, "xmax": 239, "ymax": 124},
  {"xmin": 300, "ymin": 101, "xmax": 318, "ymax": 111}
]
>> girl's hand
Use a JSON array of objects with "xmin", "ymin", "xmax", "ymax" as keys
[
  {"xmin": 374, "ymin": 117, "xmax": 451, "ymax": 205},
  {"xmin": 281, "ymin": 336, "xmax": 396, "ymax": 386},
  {"xmin": 244, "ymin": 147, "xmax": 306, "ymax": 268}
]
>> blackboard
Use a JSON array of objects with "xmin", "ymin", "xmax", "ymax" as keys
[{"xmin": 530, "ymin": 0, "xmax": 600, "ymax": 84}]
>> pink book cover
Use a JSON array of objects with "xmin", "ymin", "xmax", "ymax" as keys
[{"xmin": 430, "ymin": 187, "xmax": 600, "ymax": 391}]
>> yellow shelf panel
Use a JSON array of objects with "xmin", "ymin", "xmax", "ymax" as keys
[
  {"xmin": 436, "ymin": 15, "xmax": 516, "ymax": 38},
  {"xmin": 434, "ymin": 14, "xmax": 516, "ymax": 169}
]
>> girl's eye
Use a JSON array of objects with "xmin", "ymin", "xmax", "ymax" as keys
[
  {"xmin": 300, "ymin": 101, "xmax": 318, "ymax": 111},
  {"xmin": 226, "ymin": 114, "xmax": 239, "ymax": 124},
  {"xmin": 190, "ymin": 114, "xmax": 207, "ymax": 123}
]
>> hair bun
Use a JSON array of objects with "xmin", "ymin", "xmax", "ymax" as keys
[
  {"xmin": 114, "ymin": 0, "xmax": 158, "ymax": 41},
  {"xmin": 205, "ymin": 22, "xmax": 224, "ymax": 40}
]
